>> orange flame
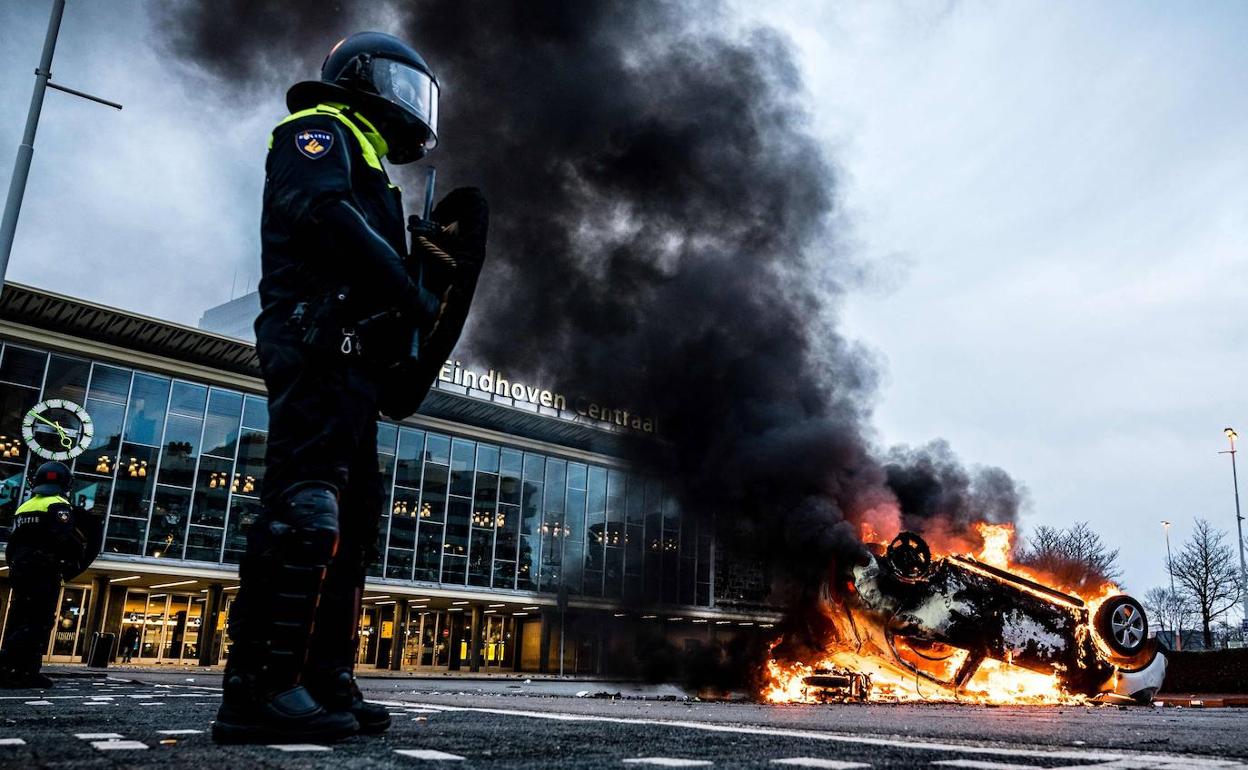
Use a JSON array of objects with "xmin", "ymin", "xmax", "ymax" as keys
[{"xmin": 974, "ymin": 522, "xmax": 1013, "ymax": 568}]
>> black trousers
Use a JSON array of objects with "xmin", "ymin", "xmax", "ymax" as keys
[
  {"xmin": 0, "ymin": 546, "xmax": 61, "ymax": 673},
  {"xmin": 229, "ymin": 333, "xmax": 384, "ymax": 688}
]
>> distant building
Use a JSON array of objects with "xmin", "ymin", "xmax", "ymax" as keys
[
  {"xmin": 197, "ymin": 292, "xmax": 260, "ymax": 342},
  {"xmin": 1155, "ymin": 629, "xmax": 1208, "ymax": 651}
]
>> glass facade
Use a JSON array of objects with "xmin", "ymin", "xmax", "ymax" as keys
[{"xmin": 0, "ymin": 340, "xmax": 712, "ymax": 607}]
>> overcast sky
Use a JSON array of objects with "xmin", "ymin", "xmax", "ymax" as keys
[{"xmin": 1, "ymin": 1, "xmax": 1245, "ymax": 604}]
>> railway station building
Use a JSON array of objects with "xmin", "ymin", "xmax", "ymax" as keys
[{"xmin": 0, "ymin": 283, "xmax": 778, "ymax": 673}]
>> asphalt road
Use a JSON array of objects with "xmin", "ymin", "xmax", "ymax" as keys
[{"xmin": 0, "ymin": 671, "xmax": 1242, "ymax": 768}]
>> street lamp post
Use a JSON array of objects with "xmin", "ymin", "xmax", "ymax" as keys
[
  {"xmin": 1162, "ymin": 520, "xmax": 1181, "ymax": 651},
  {"xmin": 1220, "ymin": 428, "xmax": 1248, "ymax": 632},
  {"xmin": 0, "ymin": 0, "xmax": 121, "ymax": 291}
]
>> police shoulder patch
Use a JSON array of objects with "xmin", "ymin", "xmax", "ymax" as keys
[{"xmin": 295, "ymin": 128, "xmax": 334, "ymax": 159}]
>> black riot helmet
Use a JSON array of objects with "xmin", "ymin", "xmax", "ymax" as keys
[
  {"xmin": 32, "ymin": 461, "xmax": 73, "ymax": 497},
  {"xmin": 287, "ymin": 31, "xmax": 439, "ymax": 164}
]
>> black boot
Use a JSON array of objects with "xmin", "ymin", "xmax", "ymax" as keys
[
  {"xmin": 213, "ymin": 667, "xmax": 357, "ymax": 744},
  {"xmin": 0, "ymin": 666, "xmax": 53, "ymax": 689},
  {"xmin": 306, "ymin": 667, "xmax": 391, "ymax": 735}
]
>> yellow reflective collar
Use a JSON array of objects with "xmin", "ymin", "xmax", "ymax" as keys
[
  {"xmin": 268, "ymin": 103, "xmax": 385, "ymax": 171},
  {"xmin": 16, "ymin": 494, "xmax": 69, "ymax": 515},
  {"xmin": 329, "ymin": 103, "xmax": 390, "ymax": 160}
]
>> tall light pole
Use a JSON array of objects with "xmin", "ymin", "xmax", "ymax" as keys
[
  {"xmin": 1220, "ymin": 428, "xmax": 1248, "ymax": 632},
  {"xmin": 1162, "ymin": 520, "xmax": 1181, "ymax": 650},
  {"xmin": 0, "ymin": 0, "xmax": 122, "ymax": 290}
]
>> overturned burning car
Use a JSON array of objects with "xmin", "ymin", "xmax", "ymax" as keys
[{"xmin": 775, "ymin": 531, "xmax": 1166, "ymax": 704}]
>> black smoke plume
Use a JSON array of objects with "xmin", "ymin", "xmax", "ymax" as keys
[{"xmin": 158, "ymin": 0, "xmax": 1022, "ymax": 640}]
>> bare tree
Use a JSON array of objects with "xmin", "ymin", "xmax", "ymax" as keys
[
  {"xmin": 1143, "ymin": 586, "xmax": 1193, "ymax": 648},
  {"xmin": 1171, "ymin": 519, "xmax": 1242, "ymax": 649},
  {"xmin": 1018, "ymin": 522, "xmax": 1122, "ymax": 592}
]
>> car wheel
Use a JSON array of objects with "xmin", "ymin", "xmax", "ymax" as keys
[
  {"xmin": 1095, "ymin": 595, "xmax": 1148, "ymax": 656},
  {"xmin": 886, "ymin": 532, "xmax": 933, "ymax": 582}
]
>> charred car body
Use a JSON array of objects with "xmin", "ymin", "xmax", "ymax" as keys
[{"xmin": 814, "ymin": 533, "xmax": 1166, "ymax": 703}]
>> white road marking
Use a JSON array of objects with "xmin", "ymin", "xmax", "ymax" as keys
[
  {"xmin": 773, "ymin": 760, "xmax": 872, "ymax": 769},
  {"xmin": 1056, "ymin": 762, "xmax": 1246, "ymax": 770},
  {"xmin": 0, "ymin": 687, "xmax": 216, "ymax": 701},
  {"xmin": 932, "ymin": 762, "xmax": 1040, "ymax": 770},
  {"xmin": 0, "ymin": 738, "xmax": 26, "ymax": 746},
  {"xmin": 23, "ymin": 700, "xmax": 52, "ymax": 706},
  {"xmin": 268, "ymin": 744, "xmax": 332, "ymax": 752},
  {"xmin": 399, "ymin": 702, "xmax": 1246, "ymax": 767},
  {"xmin": 158, "ymin": 729, "xmax": 204, "ymax": 735},
  {"xmin": 0, "ymin": 695, "xmax": 84, "ymax": 700},
  {"xmin": 84, "ymin": 702, "xmax": 111, "ymax": 706},
  {"xmin": 622, "ymin": 760, "xmax": 713, "ymax": 767},
  {"xmin": 92, "ymin": 740, "xmax": 148, "ymax": 750},
  {"xmin": 394, "ymin": 749, "xmax": 467, "ymax": 760},
  {"xmin": 75, "ymin": 733, "xmax": 124, "ymax": 740},
  {"xmin": 0, "ymin": 692, "xmax": 184, "ymax": 702},
  {"xmin": 138, "ymin": 702, "xmax": 163, "ymax": 706}
]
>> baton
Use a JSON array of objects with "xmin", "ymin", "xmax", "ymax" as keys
[
  {"xmin": 410, "ymin": 166, "xmax": 437, "ymax": 360},
  {"xmin": 422, "ymin": 166, "xmax": 437, "ymax": 221}
]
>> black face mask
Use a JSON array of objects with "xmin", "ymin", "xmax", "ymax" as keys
[{"xmin": 376, "ymin": 111, "xmax": 435, "ymax": 165}]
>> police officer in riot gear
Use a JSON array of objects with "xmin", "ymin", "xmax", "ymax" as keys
[
  {"xmin": 214, "ymin": 32, "xmax": 487, "ymax": 744},
  {"xmin": 0, "ymin": 462, "xmax": 101, "ymax": 689}
]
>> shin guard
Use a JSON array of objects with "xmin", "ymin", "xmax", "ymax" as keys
[{"xmin": 226, "ymin": 483, "xmax": 340, "ymax": 694}]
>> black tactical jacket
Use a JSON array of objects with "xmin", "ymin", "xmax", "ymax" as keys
[{"xmin": 255, "ymin": 103, "xmax": 414, "ymax": 346}]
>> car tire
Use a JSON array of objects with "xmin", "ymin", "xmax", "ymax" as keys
[
  {"xmin": 1095, "ymin": 595, "xmax": 1148, "ymax": 656},
  {"xmin": 886, "ymin": 532, "xmax": 933, "ymax": 582}
]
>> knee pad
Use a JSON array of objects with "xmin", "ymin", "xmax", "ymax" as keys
[{"xmin": 271, "ymin": 483, "xmax": 341, "ymax": 567}]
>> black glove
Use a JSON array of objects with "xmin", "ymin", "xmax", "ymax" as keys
[
  {"xmin": 430, "ymin": 186, "xmax": 489, "ymax": 277},
  {"xmin": 408, "ymin": 187, "xmax": 489, "ymax": 294}
]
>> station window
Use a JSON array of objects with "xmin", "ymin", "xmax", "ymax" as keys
[{"xmin": 0, "ymin": 336, "xmax": 716, "ymax": 611}]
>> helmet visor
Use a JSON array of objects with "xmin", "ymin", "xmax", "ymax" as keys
[{"xmin": 374, "ymin": 58, "xmax": 439, "ymax": 150}]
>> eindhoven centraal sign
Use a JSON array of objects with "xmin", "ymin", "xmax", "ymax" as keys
[{"xmin": 438, "ymin": 360, "xmax": 657, "ymax": 434}]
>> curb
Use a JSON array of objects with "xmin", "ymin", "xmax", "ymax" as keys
[{"xmin": 1156, "ymin": 695, "xmax": 1248, "ymax": 708}]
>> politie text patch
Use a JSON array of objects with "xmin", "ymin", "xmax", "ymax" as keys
[{"xmin": 296, "ymin": 129, "xmax": 334, "ymax": 159}]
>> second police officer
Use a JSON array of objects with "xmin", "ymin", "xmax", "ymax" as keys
[
  {"xmin": 214, "ymin": 32, "xmax": 488, "ymax": 743},
  {"xmin": 0, "ymin": 461, "xmax": 102, "ymax": 689}
]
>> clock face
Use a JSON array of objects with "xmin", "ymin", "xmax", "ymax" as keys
[{"xmin": 21, "ymin": 399, "xmax": 94, "ymax": 461}]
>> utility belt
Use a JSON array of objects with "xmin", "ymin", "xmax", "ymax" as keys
[{"xmin": 286, "ymin": 287, "xmax": 415, "ymax": 365}]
